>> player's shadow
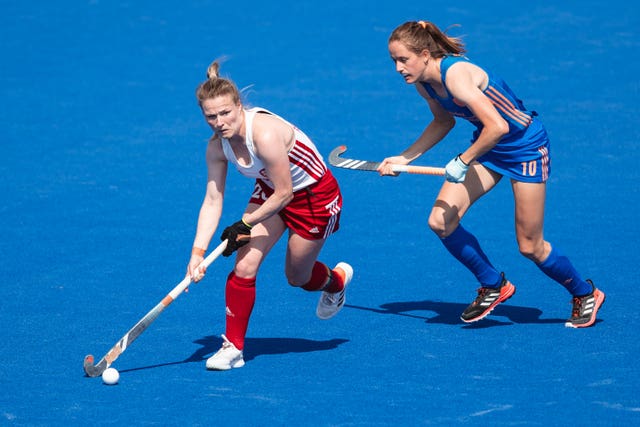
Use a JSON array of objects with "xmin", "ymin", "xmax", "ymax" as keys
[
  {"xmin": 345, "ymin": 300, "xmax": 565, "ymax": 328},
  {"xmin": 120, "ymin": 336, "xmax": 348, "ymax": 373},
  {"xmin": 187, "ymin": 335, "xmax": 349, "ymax": 363}
]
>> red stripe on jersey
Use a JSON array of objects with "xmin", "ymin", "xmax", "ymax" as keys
[
  {"xmin": 290, "ymin": 149, "xmax": 325, "ymax": 177},
  {"xmin": 292, "ymin": 141, "xmax": 325, "ymax": 173},
  {"xmin": 289, "ymin": 141, "xmax": 326, "ymax": 179}
]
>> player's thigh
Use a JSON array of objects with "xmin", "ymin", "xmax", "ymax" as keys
[
  {"xmin": 511, "ymin": 180, "xmax": 547, "ymax": 256},
  {"xmin": 430, "ymin": 163, "xmax": 501, "ymax": 233},
  {"xmin": 234, "ymin": 204, "xmax": 286, "ymax": 277}
]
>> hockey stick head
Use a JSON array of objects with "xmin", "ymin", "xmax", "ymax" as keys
[
  {"xmin": 328, "ymin": 145, "xmax": 348, "ymax": 166},
  {"xmin": 328, "ymin": 145, "xmax": 381, "ymax": 171},
  {"xmin": 83, "ymin": 354, "xmax": 108, "ymax": 377}
]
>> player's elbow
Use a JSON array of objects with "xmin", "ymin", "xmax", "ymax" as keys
[
  {"xmin": 283, "ymin": 191, "xmax": 294, "ymax": 205},
  {"xmin": 275, "ymin": 188, "xmax": 294, "ymax": 206},
  {"xmin": 491, "ymin": 118, "xmax": 510, "ymax": 138},
  {"xmin": 437, "ymin": 115, "xmax": 456, "ymax": 132}
]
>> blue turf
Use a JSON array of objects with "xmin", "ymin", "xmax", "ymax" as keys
[{"xmin": 1, "ymin": 1, "xmax": 639, "ymax": 425}]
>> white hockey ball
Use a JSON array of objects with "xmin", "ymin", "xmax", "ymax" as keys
[{"xmin": 102, "ymin": 367, "xmax": 120, "ymax": 385}]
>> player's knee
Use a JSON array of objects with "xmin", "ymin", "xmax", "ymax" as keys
[
  {"xmin": 286, "ymin": 278, "xmax": 303, "ymax": 287},
  {"xmin": 428, "ymin": 212, "xmax": 443, "ymax": 235},
  {"xmin": 517, "ymin": 240, "xmax": 545, "ymax": 263},
  {"xmin": 428, "ymin": 211, "xmax": 457, "ymax": 238},
  {"xmin": 285, "ymin": 269, "xmax": 306, "ymax": 287},
  {"xmin": 233, "ymin": 259, "xmax": 258, "ymax": 279}
]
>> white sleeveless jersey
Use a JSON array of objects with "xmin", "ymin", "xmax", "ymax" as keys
[{"xmin": 220, "ymin": 107, "xmax": 327, "ymax": 191}]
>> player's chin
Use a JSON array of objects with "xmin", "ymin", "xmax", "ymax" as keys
[{"xmin": 402, "ymin": 74, "xmax": 415, "ymax": 84}]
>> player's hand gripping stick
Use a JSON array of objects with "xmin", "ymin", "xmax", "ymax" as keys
[{"xmin": 221, "ymin": 219, "xmax": 253, "ymax": 257}]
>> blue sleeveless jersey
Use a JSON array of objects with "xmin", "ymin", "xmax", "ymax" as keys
[{"xmin": 421, "ymin": 55, "xmax": 551, "ymax": 182}]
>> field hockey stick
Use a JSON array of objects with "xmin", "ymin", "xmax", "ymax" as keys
[
  {"xmin": 83, "ymin": 239, "xmax": 228, "ymax": 377},
  {"xmin": 328, "ymin": 145, "xmax": 445, "ymax": 176}
]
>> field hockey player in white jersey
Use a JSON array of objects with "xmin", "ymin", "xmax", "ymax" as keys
[{"xmin": 186, "ymin": 59, "xmax": 352, "ymax": 370}]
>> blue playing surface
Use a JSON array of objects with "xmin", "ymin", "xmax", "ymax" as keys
[{"xmin": 1, "ymin": 1, "xmax": 639, "ymax": 425}]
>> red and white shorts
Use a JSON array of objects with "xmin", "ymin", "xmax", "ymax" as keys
[{"xmin": 249, "ymin": 170, "xmax": 342, "ymax": 240}]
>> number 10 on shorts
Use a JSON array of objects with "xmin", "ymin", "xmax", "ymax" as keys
[{"xmin": 520, "ymin": 160, "xmax": 537, "ymax": 177}]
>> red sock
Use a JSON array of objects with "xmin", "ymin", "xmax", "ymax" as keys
[
  {"xmin": 224, "ymin": 271, "xmax": 256, "ymax": 350},
  {"xmin": 301, "ymin": 262, "xmax": 344, "ymax": 293}
]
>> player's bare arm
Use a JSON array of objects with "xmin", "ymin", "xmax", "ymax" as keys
[
  {"xmin": 378, "ymin": 86, "xmax": 454, "ymax": 176},
  {"xmin": 445, "ymin": 62, "xmax": 509, "ymax": 164},
  {"xmin": 243, "ymin": 114, "xmax": 294, "ymax": 226},
  {"xmin": 199, "ymin": 137, "xmax": 228, "ymax": 234},
  {"xmin": 188, "ymin": 138, "xmax": 228, "ymax": 279}
]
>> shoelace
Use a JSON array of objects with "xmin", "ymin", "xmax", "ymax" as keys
[
  {"xmin": 323, "ymin": 289, "xmax": 344, "ymax": 305},
  {"xmin": 474, "ymin": 287, "xmax": 491, "ymax": 301},
  {"xmin": 570, "ymin": 297, "xmax": 583, "ymax": 317},
  {"xmin": 322, "ymin": 293, "xmax": 337, "ymax": 304},
  {"xmin": 219, "ymin": 335, "xmax": 235, "ymax": 351}
]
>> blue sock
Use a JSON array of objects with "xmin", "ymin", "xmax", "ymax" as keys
[
  {"xmin": 440, "ymin": 225, "xmax": 502, "ymax": 287},
  {"xmin": 536, "ymin": 246, "xmax": 591, "ymax": 296}
]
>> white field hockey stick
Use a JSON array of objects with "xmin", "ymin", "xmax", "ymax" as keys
[
  {"xmin": 328, "ymin": 145, "xmax": 445, "ymax": 176},
  {"xmin": 83, "ymin": 239, "xmax": 228, "ymax": 377}
]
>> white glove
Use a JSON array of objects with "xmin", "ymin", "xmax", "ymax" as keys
[{"xmin": 445, "ymin": 155, "xmax": 469, "ymax": 183}]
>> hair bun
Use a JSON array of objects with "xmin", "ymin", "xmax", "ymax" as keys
[{"xmin": 206, "ymin": 61, "xmax": 220, "ymax": 80}]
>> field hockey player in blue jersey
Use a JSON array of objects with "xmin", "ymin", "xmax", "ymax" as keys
[
  {"xmin": 187, "ymin": 59, "xmax": 352, "ymax": 370},
  {"xmin": 378, "ymin": 21, "xmax": 604, "ymax": 328}
]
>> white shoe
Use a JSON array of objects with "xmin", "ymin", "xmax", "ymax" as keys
[
  {"xmin": 316, "ymin": 262, "xmax": 353, "ymax": 320},
  {"xmin": 206, "ymin": 335, "xmax": 245, "ymax": 370}
]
